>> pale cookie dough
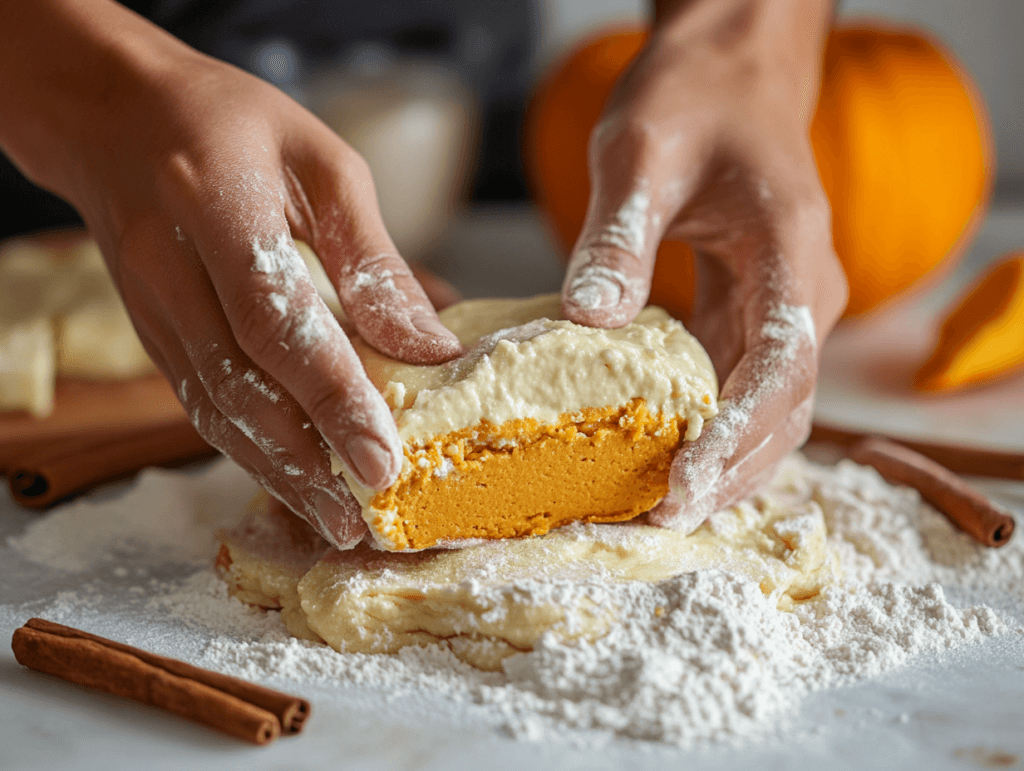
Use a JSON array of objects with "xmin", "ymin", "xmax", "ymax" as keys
[
  {"xmin": 0, "ymin": 318, "xmax": 55, "ymax": 417},
  {"xmin": 0, "ymin": 237, "xmax": 154, "ymax": 415},
  {"xmin": 217, "ymin": 456, "xmax": 840, "ymax": 671},
  {"xmin": 57, "ymin": 300, "xmax": 153, "ymax": 380},
  {"xmin": 334, "ymin": 294, "xmax": 720, "ymax": 551}
]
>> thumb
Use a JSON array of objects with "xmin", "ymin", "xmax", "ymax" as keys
[
  {"xmin": 561, "ymin": 110, "xmax": 703, "ymax": 327},
  {"xmin": 562, "ymin": 181, "xmax": 658, "ymax": 328},
  {"xmin": 562, "ymin": 117, "xmax": 701, "ymax": 329}
]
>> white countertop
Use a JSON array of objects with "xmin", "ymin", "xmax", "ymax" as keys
[{"xmin": 2, "ymin": 203, "xmax": 1024, "ymax": 770}]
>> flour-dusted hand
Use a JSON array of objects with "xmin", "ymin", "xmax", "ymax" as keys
[
  {"xmin": 561, "ymin": 0, "xmax": 848, "ymax": 531},
  {"xmin": 0, "ymin": 0, "xmax": 462, "ymax": 548}
]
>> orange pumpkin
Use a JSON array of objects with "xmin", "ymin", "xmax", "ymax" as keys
[{"xmin": 526, "ymin": 25, "xmax": 992, "ymax": 319}]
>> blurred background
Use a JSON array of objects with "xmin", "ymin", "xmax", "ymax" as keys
[
  {"xmin": 2, "ymin": 0, "xmax": 1023, "ymax": 483},
  {"xmin": 540, "ymin": 0, "xmax": 1024, "ymax": 195},
  {"xmin": 1, "ymin": 0, "xmax": 1021, "ymax": 298}
]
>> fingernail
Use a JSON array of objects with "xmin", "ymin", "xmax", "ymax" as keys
[
  {"xmin": 313, "ymin": 490, "xmax": 368, "ymax": 549},
  {"xmin": 647, "ymin": 491, "xmax": 682, "ymax": 522},
  {"xmin": 567, "ymin": 272, "xmax": 622, "ymax": 311},
  {"xmin": 411, "ymin": 313, "xmax": 459, "ymax": 341},
  {"xmin": 344, "ymin": 435, "xmax": 399, "ymax": 490},
  {"xmin": 647, "ymin": 491, "xmax": 706, "ymax": 535},
  {"xmin": 687, "ymin": 471, "xmax": 718, "ymax": 505},
  {"xmin": 673, "ymin": 456, "xmax": 722, "ymax": 507}
]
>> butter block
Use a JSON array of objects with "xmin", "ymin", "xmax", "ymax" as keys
[{"xmin": 0, "ymin": 318, "xmax": 56, "ymax": 417}]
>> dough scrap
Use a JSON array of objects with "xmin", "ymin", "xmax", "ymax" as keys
[
  {"xmin": 0, "ymin": 237, "xmax": 154, "ymax": 415},
  {"xmin": 0, "ymin": 318, "xmax": 55, "ymax": 417},
  {"xmin": 217, "ymin": 464, "xmax": 840, "ymax": 671}
]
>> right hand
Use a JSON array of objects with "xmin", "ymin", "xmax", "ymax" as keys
[
  {"xmin": 560, "ymin": 0, "xmax": 845, "ymax": 532},
  {"xmin": 0, "ymin": 0, "xmax": 462, "ymax": 548}
]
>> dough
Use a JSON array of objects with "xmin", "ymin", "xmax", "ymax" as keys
[
  {"xmin": 217, "ymin": 460, "xmax": 839, "ymax": 671},
  {"xmin": 57, "ymin": 300, "xmax": 153, "ymax": 380},
  {"xmin": 0, "ymin": 237, "xmax": 155, "ymax": 415},
  {"xmin": 0, "ymin": 318, "xmax": 55, "ymax": 417},
  {"xmin": 336, "ymin": 294, "xmax": 720, "ymax": 550}
]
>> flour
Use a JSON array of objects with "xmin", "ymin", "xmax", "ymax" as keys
[
  {"xmin": 353, "ymin": 268, "xmax": 397, "ymax": 292},
  {"xmin": 653, "ymin": 302, "xmax": 817, "ymax": 530},
  {"xmin": 241, "ymin": 369, "xmax": 280, "ymax": 403},
  {"xmin": 251, "ymin": 234, "xmax": 305, "ymax": 295},
  {"xmin": 488, "ymin": 574, "xmax": 1001, "ymax": 746},
  {"xmin": 601, "ymin": 189, "xmax": 650, "ymax": 256},
  {"xmin": 7, "ymin": 460, "xmax": 254, "ymax": 572},
  {"xmin": 563, "ymin": 186, "xmax": 651, "ymax": 326},
  {"xmin": 5, "ymin": 454, "xmax": 1022, "ymax": 749},
  {"xmin": 336, "ymin": 251, "xmax": 464, "ymax": 366}
]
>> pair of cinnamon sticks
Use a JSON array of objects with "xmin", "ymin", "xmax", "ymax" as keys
[{"xmin": 12, "ymin": 618, "xmax": 309, "ymax": 746}]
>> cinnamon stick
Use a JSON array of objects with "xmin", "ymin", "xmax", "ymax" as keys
[
  {"xmin": 12, "ymin": 619, "xmax": 310, "ymax": 743},
  {"xmin": 7, "ymin": 421, "xmax": 217, "ymax": 508},
  {"xmin": 809, "ymin": 422, "xmax": 1024, "ymax": 481},
  {"xmin": 849, "ymin": 436, "xmax": 1016, "ymax": 548}
]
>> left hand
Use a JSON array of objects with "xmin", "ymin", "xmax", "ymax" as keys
[{"xmin": 560, "ymin": 0, "xmax": 848, "ymax": 532}]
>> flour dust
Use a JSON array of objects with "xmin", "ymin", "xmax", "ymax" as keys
[{"xmin": 4, "ymin": 454, "xmax": 1023, "ymax": 749}]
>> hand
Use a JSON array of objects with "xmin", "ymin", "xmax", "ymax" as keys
[
  {"xmin": 561, "ymin": 0, "xmax": 847, "ymax": 532},
  {"xmin": 0, "ymin": 0, "xmax": 462, "ymax": 548}
]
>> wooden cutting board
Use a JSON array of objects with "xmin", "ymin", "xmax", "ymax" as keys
[{"xmin": 0, "ymin": 373, "xmax": 189, "ymax": 473}]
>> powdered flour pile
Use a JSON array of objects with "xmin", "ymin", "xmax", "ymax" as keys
[{"xmin": 4, "ymin": 453, "xmax": 1023, "ymax": 750}]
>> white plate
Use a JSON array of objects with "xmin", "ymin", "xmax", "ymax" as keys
[
  {"xmin": 815, "ymin": 202, "xmax": 1024, "ymax": 453},
  {"xmin": 816, "ymin": 299, "xmax": 1024, "ymax": 452}
]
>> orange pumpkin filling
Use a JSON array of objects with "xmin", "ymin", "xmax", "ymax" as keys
[{"xmin": 368, "ymin": 398, "xmax": 684, "ymax": 550}]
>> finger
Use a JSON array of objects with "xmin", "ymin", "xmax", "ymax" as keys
[
  {"xmin": 706, "ymin": 395, "xmax": 813, "ymax": 510},
  {"xmin": 163, "ymin": 159, "xmax": 404, "ymax": 491},
  {"xmin": 179, "ymin": 366, "xmax": 369, "ymax": 549},
  {"xmin": 562, "ymin": 121, "xmax": 701, "ymax": 328},
  {"xmin": 648, "ymin": 393, "xmax": 813, "ymax": 532},
  {"xmin": 151, "ymin": 313, "xmax": 368, "ymax": 549},
  {"xmin": 664, "ymin": 175, "xmax": 831, "ymax": 514},
  {"xmin": 282, "ymin": 132, "xmax": 463, "ymax": 364},
  {"xmin": 667, "ymin": 243, "xmax": 819, "ymax": 501},
  {"xmin": 118, "ymin": 223, "xmax": 369, "ymax": 547},
  {"xmin": 671, "ymin": 290, "xmax": 819, "ymax": 510}
]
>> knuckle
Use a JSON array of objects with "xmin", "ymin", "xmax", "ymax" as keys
[
  {"xmin": 262, "ymin": 442, "xmax": 308, "ymax": 480},
  {"xmin": 343, "ymin": 147, "xmax": 373, "ymax": 182},
  {"xmin": 349, "ymin": 250, "xmax": 398, "ymax": 278},
  {"xmin": 188, "ymin": 401, "xmax": 232, "ymax": 454},
  {"xmin": 231, "ymin": 289, "xmax": 296, "ymax": 367},
  {"xmin": 303, "ymin": 366, "xmax": 382, "ymax": 438},
  {"xmin": 341, "ymin": 254, "xmax": 416, "ymax": 312},
  {"xmin": 304, "ymin": 380, "xmax": 353, "ymax": 430},
  {"xmin": 194, "ymin": 345, "xmax": 244, "ymax": 411},
  {"xmin": 590, "ymin": 116, "xmax": 660, "ymax": 169},
  {"xmin": 157, "ymin": 150, "xmax": 207, "ymax": 206},
  {"xmin": 320, "ymin": 141, "xmax": 375, "ymax": 195},
  {"xmin": 775, "ymin": 348, "xmax": 819, "ymax": 411},
  {"xmin": 770, "ymin": 179, "xmax": 832, "ymax": 238},
  {"xmin": 791, "ymin": 192, "xmax": 833, "ymax": 239},
  {"xmin": 791, "ymin": 362, "xmax": 818, "ymax": 405}
]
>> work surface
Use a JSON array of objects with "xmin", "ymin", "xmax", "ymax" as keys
[{"xmin": 2, "ymin": 204, "xmax": 1024, "ymax": 770}]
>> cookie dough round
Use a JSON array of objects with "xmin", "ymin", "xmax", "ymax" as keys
[
  {"xmin": 217, "ymin": 459, "xmax": 839, "ymax": 671},
  {"xmin": 335, "ymin": 294, "xmax": 720, "ymax": 551}
]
